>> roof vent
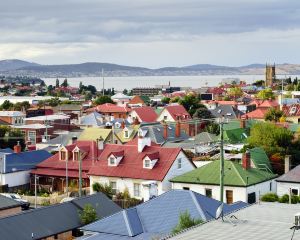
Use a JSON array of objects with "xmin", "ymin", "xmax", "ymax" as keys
[{"xmin": 290, "ymin": 106, "xmax": 297, "ymax": 114}]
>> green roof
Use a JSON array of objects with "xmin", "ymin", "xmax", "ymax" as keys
[
  {"xmin": 223, "ymin": 119, "xmax": 258, "ymax": 131},
  {"xmin": 221, "ymin": 128, "xmax": 248, "ymax": 143},
  {"xmin": 140, "ymin": 95, "xmax": 150, "ymax": 103},
  {"xmin": 154, "ymin": 108, "xmax": 164, "ymax": 115},
  {"xmin": 78, "ymin": 128, "xmax": 112, "ymax": 141},
  {"xmin": 115, "ymin": 125, "xmax": 139, "ymax": 143},
  {"xmin": 249, "ymin": 147, "xmax": 273, "ymax": 173},
  {"xmin": 170, "ymin": 160, "xmax": 277, "ymax": 187}
]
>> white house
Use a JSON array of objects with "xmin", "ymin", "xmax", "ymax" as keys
[
  {"xmin": 156, "ymin": 104, "xmax": 191, "ymax": 122},
  {"xmin": 171, "ymin": 152, "xmax": 277, "ymax": 204},
  {"xmin": 276, "ymin": 156, "xmax": 300, "ymax": 196},
  {"xmin": 88, "ymin": 131, "xmax": 196, "ymax": 201}
]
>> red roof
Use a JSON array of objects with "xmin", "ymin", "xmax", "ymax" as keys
[
  {"xmin": 207, "ymin": 87, "xmax": 225, "ymax": 95},
  {"xmin": 111, "ymin": 150, "xmax": 124, "ymax": 157},
  {"xmin": 132, "ymin": 106, "xmax": 157, "ymax": 123},
  {"xmin": 249, "ymin": 99, "xmax": 279, "ymax": 108},
  {"xmin": 31, "ymin": 141, "xmax": 101, "ymax": 179},
  {"xmin": 162, "ymin": 105, "xmax": 191, "ymax": 121},
  {"xmin": 128, "ymin": 96, "xmax": 145, "ymax": 105},
  {"xmin": 87, "ymin": 103, "xmax": 130, "ymax": 113},
  {"xmin": 282, "ymin": 104, "xmax": 300, "ymax": 117},
  {"xmin": 88, "ymin": 144, "xmax": 182, "ymax": 181},
  {"xmin": 243, "ymin": 108, "xmax": 268, "ymax": 119}
]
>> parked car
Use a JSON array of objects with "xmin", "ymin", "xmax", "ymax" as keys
[{"xmin": 1, "ymin": 193, "xmax": 30, "ymax": 210}]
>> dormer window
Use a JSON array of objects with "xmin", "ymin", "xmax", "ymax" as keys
[
  {"xmin": 124, "ymin": 130, "xmax": 129, "ymax": 138},
  {"xmin": 109, "ymin": 157, "xmax": 116, "ymax": 165},
  {"xmin": 60, "ymin": 150, "xmax": 67, "ymax": 161},
  {"xmin": 144, "ymin": 159, "xmax": 151, "ymax": 168},
  {"xmin": 73, "ymin": 151, "xmax": 79, "ymax": 161},
  {"xmin": 108, "ymin": 150, "xmax": 124, "ymax": 166},
  {"xmin": 143, "ymin": 152, "xmax": 159, "ymax": 169}
]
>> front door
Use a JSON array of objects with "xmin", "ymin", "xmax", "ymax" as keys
[{"xmin": 226, "ymin": 190, "xmax": 233, "ymax": 204}]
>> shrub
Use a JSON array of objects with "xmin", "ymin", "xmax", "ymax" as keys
[
  {"xmin": 41, "ymin": 200, "xmax": 50, "ymax": 206},
  {"xmin": 79, "ymin": 204, "xmax": 98, "ymax": 225},
  {"xmin": 291, "ymin": 195, "xmax": 299, "ymax": 204},
  {"xmin": 172, "ymin": 211, "xmax": 203, "ymax": 235},
  {"xmin": 278, "ymin": 194, "xmax": 289, "ymax": 203},
  {"xmin": 92, "ymin": 182, "xmax": 113, "ymax": 199},
  {"xmin": 261, "ymin": 193, "xmax": 278, "ymax": 202}
]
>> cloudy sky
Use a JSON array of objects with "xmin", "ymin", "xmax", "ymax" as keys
[{"xmin": 1, "ymin": 0, "xmax": 300, "ymax": 68}]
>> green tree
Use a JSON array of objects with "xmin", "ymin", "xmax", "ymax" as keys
[
  {"xmin": 247, "ymin": 122, "xmax": 293, "ymax": 155},
  {"xmin": 204, "ymin": 122, "xmax": 220, "ymax": 135},
  {"xmin": 92, "ymin": 182, "xmax": 113, "ymax": 199},
  {"xmin": 79, "ymin": 81, "xmax": 83, "ymax": 91},
  {"xmin": 79, "ymin": 204, "xmax": 98, "ymax": 225},
  {"xmin": 123, "ymin": 89, "xmax": 128, "ymax": 95},
  {"xmin": 178, "ymin": 94, "xmax": 200, "ymax": 116},
  {"xmin": 227, "ymin": 87, "xmax": 243, "ymax": 100},
  {"xmin": 55, "ymin": 78, "xmax": 60, "ymax": 88},
  {"xmin": 256, "ymin": 88, "xmax": 275, "ymax": 100},
  {"xmin": 61, "ymin": 78, "xmax": 68, "ymax": 87},
  {"xmin": 161, "ymin": 97, "xmax": 170, "ymax": 104},
  {"xmin": 172, "ymin": 211, "xmax": 203, "ymax": 235},
  {"xmin": 264, "ymin": 108, "xmax": 284, "ymax": 122},
  {"xmin": 170, "ymin": 96, "xmax": 180, "ymax": 103},
  {"xmin": 93, "ymin": 95, "xmax": 114, "ymax": 105},
  {"xmin": 1, "ymin": 100, "xmax": 13, "ymax": 110},
  {"xmin": 85, "ymin": 92, "xmax": 93, "ymax": 101},
  {"xmin": 193, "ymin": 105, "xmax": 213, "ymax": 119}
]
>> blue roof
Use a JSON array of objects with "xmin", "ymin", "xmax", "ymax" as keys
[
  {"xmin": 4, "ymin": 150, "xmax": 52, "ymax": 173},
  {"xmin": 82, "ymin": 190, "xmax": 247, "ymax": 240},
  {"xmin": 0, "ymin": 148, "xmax": 14, "ymax": 154}
]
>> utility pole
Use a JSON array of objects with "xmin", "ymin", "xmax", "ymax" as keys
[
  {"xmin": 78, "ymin": 152, "xmax": 82, "ymax": 197},
  {"xmin": 219, "ymin": 120, "xmax": 225, "ymax": 203},
  {"xmin": 102, "ymin": 68, "xmax": 105, "ymax": 96},
  {"xmin": 65, "ymin": 151, "xmax": 68, "ymax": 196}
]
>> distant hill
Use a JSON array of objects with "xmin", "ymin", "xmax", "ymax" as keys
[
  {"xmin": 0, "ymin": 59, "xmax": 40, "ymax": 71},
  {"xmin": 1, "ymin": 59, "xmax": 300, "ymax": 77}
]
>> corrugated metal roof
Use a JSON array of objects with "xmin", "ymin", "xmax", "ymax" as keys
[{"xmin": 0, "ymin": 195, "xmax": 21, "ymax": 210}]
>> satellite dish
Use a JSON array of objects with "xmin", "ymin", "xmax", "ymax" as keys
[{"xmin": 216, "ymin": 203, "xmax": 224, "ymax": 219}]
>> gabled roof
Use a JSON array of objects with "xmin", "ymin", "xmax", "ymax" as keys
[
  {"xmin": 0, "ymin": 193, "xmax": 121, "ymax": 240},
  {"xmin": 0, "ymin": 148, "xmax": 14, "ymax": 154},
  {"xmin": 111, "ymin": 93, "xmax": 131, "ymax": 100},
  {"xmin": 249, "ymin": 147, "xmax": 273, "ymax": 172},
  {"xmin": 128, "ymin": 96, "xmax": 145, "ymax": 105},
  {"xmin": 131, "ymin": 106, "xmax": 157, "ymax": 123},
  {"xmin": 210, "ymin": 105, "xmax": 243, "ymax": 119},
  {"xmin": 171, "ymin": 160, "xmax": 277, "ymax": 187},
  {"xmin": 194, "ymin": 132, "xmax": 218, "ymax": 143},
  {"xmin": 81, "ymin": 190, "xmax": 247, "ymax": 240},
  {"xmin": 0, "ymin": 195, "xmax": 21, "ymax": 210},
  {"xmin": 88, "ymin": 103, "xmax": 130, "ymax": 113},
  {"xmin": 31, "ymin": 141, "xmax": 101, "ymax": 179},
  {"xmin": 78, "ymin": 128, "xmax": 112, "ymax": 142},
  {"xmin": 110, "ymin": 150, "xmax": 124, "ymax": 158},
  {"xmin": 114, "ymin": 125, "xmax": 139, "ymax": 143},
  {"xmin": 79, "ymin": 111, "xmax": 104, "ymax": 126},
  {"xmin": 282, "ymin": 104, "xmax": 300, "ymax": 117},
  {"xmin": 160, "ymin": 105, "xmax": 191, "ymax": 121},
  {"xmin": 88, "ymin": 144, "xmax": 182, "ymax": 181},
  {"xmin": 0, "ymin": 111, "xmax": 25, "ymax": 117},
  {"xmin": 222, "ymin": 128, "xmax": 248, "ymax": 144},
  {"xmin": 249, "ymin": 99, "xmax": 279, "ymax": 108},
  {"xmin": 4, "ymin": 150, "xmax": 52, "ymax": 173},
  {"xmin": 243, "ymin": 108, "xmax": 268, "ymax": 119},
  {"xmin": 276, "ymin": 164, "xmax": 300, "ymax": 183}
]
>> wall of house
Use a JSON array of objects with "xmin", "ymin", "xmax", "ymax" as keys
[
  {"xmin": 2, "ymin": 170, "xmax": 31, "ymax": 187},
  {"xmin": 286, "ymin": 116, "xmax": 300, "ymax": 124},
  {"xmin": 0, "ymin": 206, "xmax": 22, "ymax": 218},
  {"xmin": 277, "ymin": 181, "xmax": 300, "ymax": 196},
  {"xmin": 44, "ymin": 230, "xmax": 73, "ymax": 240},
  {"xmin": 172, "ymin": 179, "xmax": 276, "ymax": 203},
  {"xmin": 156, "ymin": 109, "xmax": 174, "ymax": 122},
  {"xmin": 127, "ymin": 111, "xmax": 140, "ymax": 123}
]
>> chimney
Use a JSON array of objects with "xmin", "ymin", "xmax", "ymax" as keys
[
  {"xmin": 14, "ymin": 141, "xmax": 21, "ymax": 154},
  {"xmin": 163, "ymin": 123, "xmax": 168, "ymax": 139},
  {"xmin": 72, "ymin": 136, "xmax": 77, "ymax": 144},
  {"xmin": 138, "ymin": 135, "xmax": 151, "ymax": 153},
  {"xmin": 240, "ymin": 119, "xmax": 246, "ymax": 129},
  {"xmin": 98, "ymin": 136, "xmax": 104, "ymax": 150},
  {"xmin": 175, "ymin": 121, "xmax": 181, "ymax": 137},
  {"xmin": 133, "ymin": 118, "xmax": 139, "ymax": 125},
  {"xmin": 242, "ymin": 151, "xmax": 251, "ymax": 170},
  {"xmin": 121, "ymin": 121, "xmax": 125, "ymax": 129},
  {"xmin": 285, "ymin": 155, "xmax": 291, "ymax": 173}
]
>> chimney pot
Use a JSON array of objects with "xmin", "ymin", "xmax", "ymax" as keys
[
  {"xmin": 14, "ymin": 141, "xmax": 22, "ymax": 154},
  {"xmin": 163, "ymin": 123, "xmax": 168, "ymax": 139}
]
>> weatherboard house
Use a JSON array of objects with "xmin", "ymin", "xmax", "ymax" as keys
[{"xmin": 171, "ymin": 151, "xmax": 277, "ymax": 204}]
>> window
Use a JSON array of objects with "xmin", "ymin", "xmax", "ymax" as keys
[
  {"xmin": 134, "ymin": 183, "xmax": 140, "ymax": 197},
  {"xmin": 60, "ymin": 151, "xmax": 67, "ymax": 161},
  {"xmin": 28, "ymin": 131, "xmax": 36, "ymax": 144},
  {"xmin": 110, "ymin": 181, "xmax": 117, "ymax": 195},
  {"xmin": 292, "ymin": 188, "xmax": 299, "ymax": 196},
  {"xmin": 124, "ymin": 130, "xmax": 129, "ymax": 138},
  {"xmin": 177, "ymin": 158, "xmax": 182, "ymax": 169},
  {"xmin": 183, "ymin": 187, "xmax": 190, "ymax": 190},
  {"xmin": 109, "ymin": 157, "xmax": 116, "ymax": 165},
  {"xmin": 73, "ymin": 151, "xmax": 79, "ymax": 161},
  {"xmin": 144, "ymin": 159, "xmax": 151, "ymax": 168},
  {"xmin": 163, "ymin": 115, "xmax": 167, "ymax": 120},
  {"xmin": 205, "ymin": 188, "xmax": 212, "ymax": 198},
  {"xmin": 269, "ymin": 182, "xmax": 272, "ymax": 191}
]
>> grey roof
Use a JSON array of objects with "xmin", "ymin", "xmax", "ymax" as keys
[
  {"xmin": 0, "ymin": 195, "xmax": 21, "ymax": 210},
  {"xmin": 80, "ymin": 112, "xmax": 104, "ymax": 126},
  {"xmin": 194, "ymin": 132, "xmax": 218, "ymax": 143},
  {"xmin": 169, "ymin": 202, "xmax": 300, "ymax": 240},
  {"xmin": 81, "ymin": 190, "xmax": 247, "ymax": 240},
  {"xmin": 140, "ymin": 123, "xmax": 189, "ymax": 145},
  {"xmin": 0, "ymin": 192, "xmax": 121, "ymax": 240},
  {"xmin": 276, "ymin": 164, "xmax": 300, "ymax": 183},
  {"xmin": 52, "ymin": 104, "xmax": 82, "ymax": 112},
  {"xmin": 45, "ymin": 130, "xmax": 83, "ymax": 146},
  {"xmin": 210, "ymin": 105, "xmax": 243, "ymax": 119}
]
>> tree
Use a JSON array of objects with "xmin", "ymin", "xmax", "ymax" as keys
[
  {"xmin": 172, "ymin": 211, "xmax": 203, "ymax": 234},
  {"xmin": 123, "ymin": 89, "xmax": 128, "ymax": 95},
  {"xmin": 79, "ymin": 204, "xmax": 98, "ymax": 225},
  {"xmin": 93, "ymin": 95, "xmax": 114, "ymax": 105},
  {"xmin": 85, "ymin": 92, "xmax": 93, "ymax": 101},
  {"xmin": 227, "ymin": 87, "xmax": 243, "ymax": 100},
  {"xmin": 79, "ymin": 81, "xmax": 83, "ymax": 91},
  {"xmin": 61, "ymin": 78, "xmax": 68, "ymax": 87},
  {"xmin": 193, "ymin": 106, "xmax": 213, "ymax": 119},
  {"xmin": 178, "ymin": 94, "xmax": 200, "ymax": 116},
  {"xmin": 264, "ymin": 108, "xmax": 284, "ymax": 122},
  {"xmin": 170, "ymin": 96, "xmax": 180, "ymax": 103},
  {"xmin": 247, "ymin": 122, "xmax": 293, "ymax": 155},
  {"xmin": 204, "ymin": 122, "xmax": 220, "ymax": 135},
  {"xmin": 55, "ymin": 78, "xmax": 60, "ymax": 88},
  {"xmin": 161, "ymin": 97, "xmax": 170, "ymax": 104},
  {"xmin": 256, "ymin": 88, "xmax": 275, "ymax": 100},
  {"xmin": 253, "ymin": 80, "xmax": 265, "ymax": 87},
  {"xmin": 92, "ymin": 182, "xmax": 113, "ymax": 199}
]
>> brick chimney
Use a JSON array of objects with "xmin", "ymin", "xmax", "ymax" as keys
[
  {"xmin": 285, "ymin": 155, "xmax": 291, "ymax": 173},
  {"xmin": 121, "ymin": 121, "xmax": 125, "ymax": 129},
  {"xmin": 175, "ymin": 121, "xmax": 181, "ymax": 137},
  {"xmin": 14, "ymin": 141, "xmax": 21, "ymax": 154},
  {"xmin": 163, "ymin": 123, "xmax": 168, "ymax": 139},
  {"xmin": 242, "ymin": 151, "xmax": 251, "ymax": 170}
]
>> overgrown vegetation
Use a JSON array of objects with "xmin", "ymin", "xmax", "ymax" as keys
[
  {"xmin": 261, "ymin": 193, "xmax": 300, "ymax": 204},
  {"xmin": 172, "ymin": 210, "xmax": 203, "ymax": 235},
  {"xmin": 92, "ymin": 182, "xmax": 114, "ymax": 199},
  {"xmin": 79, "ymin": 204, "xmax": 98, "ymax": 225}
]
